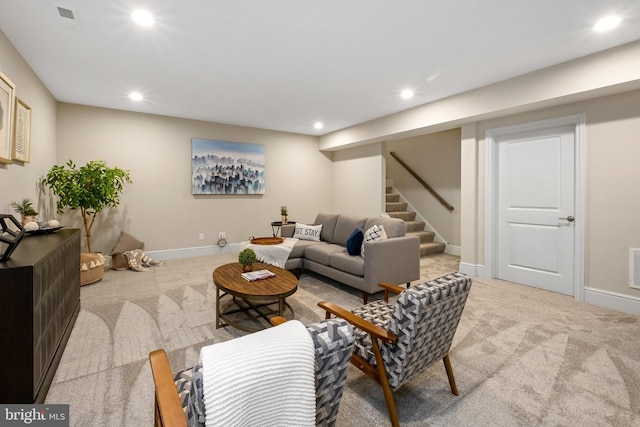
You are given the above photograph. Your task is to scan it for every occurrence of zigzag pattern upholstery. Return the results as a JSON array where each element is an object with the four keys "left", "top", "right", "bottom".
[
  {"left": 307, "top": 318, "right": 355, "bottom": 426},
  {"left": 171, "top": 318, "right": 354, "bottom": 427},
  {"left": 352, "top": 272, "right": 472, "bottom": 391}
]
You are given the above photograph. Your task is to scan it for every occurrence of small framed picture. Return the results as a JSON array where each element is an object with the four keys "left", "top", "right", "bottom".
[
  {"left": 0, "top": 71, "right": 16, "bottom": 164},
  {"left": 13, "top": 98, "right": 31, "bottom": 163}
]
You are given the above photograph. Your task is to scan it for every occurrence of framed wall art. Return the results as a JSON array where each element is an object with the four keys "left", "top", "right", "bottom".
[
  {"left": 191, "top": 138, "right": 266, "bottom": 195},
  {"left": 0, "top": 71, "right": 16, "bottom": 164},
  {"left": 13, "top": 98, "right": 31, "bottom": 163}
]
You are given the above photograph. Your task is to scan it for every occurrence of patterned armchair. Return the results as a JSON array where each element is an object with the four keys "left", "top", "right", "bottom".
[
  {"left": 149, "top": 318, "right": 355, "bottom": 427},
  {"left": 318, "top": 272, "right": 472, "bottom": 427}
]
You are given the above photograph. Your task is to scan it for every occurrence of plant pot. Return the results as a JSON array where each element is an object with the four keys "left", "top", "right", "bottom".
[
  {"left": 242, "top": 264, "right": 253, "bottom": 273},
  {"left": 282, "top": 215, "right": 288, "bottom": 225},
  {"left": 21, "top": 215, "right": 37, "bottom": 225}
]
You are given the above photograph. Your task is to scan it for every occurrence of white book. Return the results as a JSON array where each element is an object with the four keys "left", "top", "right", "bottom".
[{"left": 241, "top": 269, "right": 276, "bottom": 282}]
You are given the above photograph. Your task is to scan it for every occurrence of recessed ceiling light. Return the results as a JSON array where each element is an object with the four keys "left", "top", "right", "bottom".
[
  {"left": 314, "top": 122, "right": 324, "bottom": 130},
  {"left": 593, "top": 15, "right": 621, "bottom": 32},
  {"left": 129, "top": 92, "right": 143, "bottom": 101},
  {"left": 400, "top": 89, "right": 414, "bottom": 99},
  {"left": 132, "top": 9, "right": 154, "bottom": 27}
]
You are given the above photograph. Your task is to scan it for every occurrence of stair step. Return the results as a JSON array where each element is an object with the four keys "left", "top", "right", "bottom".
[
  {"left": 386, "top": 193, "right": 399, "bottom": 203},
  {"left": 386, "top": 184, "right": 445, "bottom": 257},
  {"left": 387, "top": 211, "right": 416, "bottom": 221},
  {"left": 385, "top": 201, "right": 407, "bottom": 212},
  {"left": 407, "top": 230, "right": 436, "bottom": 243},
  {"left": 404, "top": 220, "right": 426, "bottom": 233},
  {"left": 420, "top": 242, "right": 447, "bottom": 257}
]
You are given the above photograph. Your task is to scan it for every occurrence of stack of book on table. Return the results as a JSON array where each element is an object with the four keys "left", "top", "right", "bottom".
[{"left": 241, "top": 269, "right": 276, "bottom": 282}]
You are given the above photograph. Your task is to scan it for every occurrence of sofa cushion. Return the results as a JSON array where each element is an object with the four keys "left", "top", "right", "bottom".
[
  {"left": 361, "top": 224, "right": 387, "bottom": 256},
  {"left": 293, "top": 223, "right": 323, "bottom": 241},
  {"left": 363, "top": 217, "right": 406, "bottom": 238},
  {"left": 305, "top": 243, "right": 344, "bottom": 266},
  {"left": 333, "top": 215, "right": 367, "bottom": 246},
  {"left": 345, "top": 228, "right": 364, "bottom": 256},
  {"left": 314, "top": 213, "right": 339, "bottom": 242},
  {"left": 329, "top": 252, "right": 364, "bottom": 276},
  {"left": 289, "top": 239, "right": 327, "bottom": 259}
]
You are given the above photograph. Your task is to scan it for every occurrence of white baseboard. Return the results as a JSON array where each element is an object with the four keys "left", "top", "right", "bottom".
[
  {"left": 456, "top": 263, "right": 640, "bottom": 316},
  {"left": 445, "top": 245, "right": 461, "bottom": 256},
  {"left": 146, "top": 243, "right": 244, "bottom": 261},
  {"left": 458, "top": 262, "right": 485, "bottom": 278},
  {"left": 584, "top": 287, "right": 640, "bottom": 316}
]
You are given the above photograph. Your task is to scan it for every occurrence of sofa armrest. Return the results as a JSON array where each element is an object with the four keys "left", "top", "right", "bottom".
[
  {"left": 281, "top": 224, "right": 296, "bottom": 238},
  {"left": 362, "top": 236, "right": 420, "bottom": 290}
]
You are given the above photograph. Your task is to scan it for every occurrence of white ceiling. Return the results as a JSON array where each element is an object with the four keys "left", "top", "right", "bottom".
[{"left": 1, "top": 1, "right": 640, "bottom": 136}]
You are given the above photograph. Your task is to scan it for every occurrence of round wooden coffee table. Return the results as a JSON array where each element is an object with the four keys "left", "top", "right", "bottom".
[{"left": 213, "top": 262, "right": 298, "bottom": 332}]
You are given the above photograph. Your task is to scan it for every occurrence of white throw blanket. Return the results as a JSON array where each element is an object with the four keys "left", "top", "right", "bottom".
[
  {"left": 244, "top": 237, "right": 298, "bottom": 268},
  {"left": 200, "top": 320, "right": 315, "bottom": 427}
]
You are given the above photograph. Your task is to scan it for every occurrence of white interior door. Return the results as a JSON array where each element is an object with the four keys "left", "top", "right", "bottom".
[{"left": 495, "top": 123, "right": 576, "bottom": 295}]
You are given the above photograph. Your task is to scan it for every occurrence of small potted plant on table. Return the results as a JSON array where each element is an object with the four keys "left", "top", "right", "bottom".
[
  {"left": 238, "top": 248, "right": 257, "bottom": 272},
  {"left": 11, "top": 198, "right": 38, "bottom": 225},
  {"left": 280, "top": 205, "right": 288, "bottom": 224}
]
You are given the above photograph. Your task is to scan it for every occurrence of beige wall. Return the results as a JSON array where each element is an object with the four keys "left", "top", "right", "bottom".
[
  {"left": 385, "top": 128, "right": 461, "bottom": 246},
  {"left": 331, "top": 142, "right": 385, "bottom": 216},
  {"left": 0, "top": 29, "right": 57, "bottom": 218},
  {"left": 467, "top": 90, "right": 640, "bottom": 300},
  {"left": 56, "top": 104, "right": 334, "bottom": 253}
]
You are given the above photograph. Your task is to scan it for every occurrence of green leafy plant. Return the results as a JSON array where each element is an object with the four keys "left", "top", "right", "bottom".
[
  {"left": 238, "top": 248, "right": 257, "bottom": 266},
  {"left": 280, "top": 205, "right": 288, "bottom": 216},
  {"left": 11, "top": 198, "right": 38, "bottom": 217},
  {"left": 45, "top": 160, "right": 132, "bottom": 253}
]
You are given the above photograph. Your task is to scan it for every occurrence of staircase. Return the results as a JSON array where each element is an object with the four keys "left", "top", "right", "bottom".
[{"left": 385, "top": 187, "right": 446, "bottom": 257}]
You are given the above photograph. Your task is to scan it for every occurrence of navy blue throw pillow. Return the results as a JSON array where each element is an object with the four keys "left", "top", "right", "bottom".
[{"left": 346, "top": 228, "right": 364, "bottom": 256}]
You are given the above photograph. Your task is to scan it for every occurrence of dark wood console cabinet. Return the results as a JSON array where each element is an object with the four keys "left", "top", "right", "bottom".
[{"left": 0, "top": 228, "right": 80, "bottom": 403}]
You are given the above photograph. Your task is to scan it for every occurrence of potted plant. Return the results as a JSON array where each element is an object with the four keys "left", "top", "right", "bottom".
[
  {"left": 238, "top": 248, "right": 257, "bottom": 272},
  {"left": 280, "top": 205, "right": 288, "bottom": 224},
  {"left": 45, "top": 160, "right": 132, "bottom": 253},
  {"left": 11, "top": 198, "right": 38, "bottom": 225}
]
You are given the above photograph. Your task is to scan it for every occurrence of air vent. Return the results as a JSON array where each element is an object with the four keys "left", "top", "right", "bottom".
[
  {"left": 53, "top": 4, "right": 81, "bottom": 29},
  {"left": 57, "top": 7, "right": 75, "bottom": 20},
  {"left": 630, "top": 248, "right": 640, "bottom": 289}
]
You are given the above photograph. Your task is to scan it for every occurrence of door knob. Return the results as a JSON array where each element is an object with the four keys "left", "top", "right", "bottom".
[{"left": 558, "top": 216, "right": 575, "bottom": 222}]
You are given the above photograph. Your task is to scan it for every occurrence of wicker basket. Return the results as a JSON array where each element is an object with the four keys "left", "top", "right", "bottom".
[{"left": 80, "top": 252, "right": 105, "bottom": 286}]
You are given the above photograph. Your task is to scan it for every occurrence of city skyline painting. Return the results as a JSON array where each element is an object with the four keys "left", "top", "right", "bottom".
[{"left": 191, "top": 138, "right": 266, "bottom": 195}]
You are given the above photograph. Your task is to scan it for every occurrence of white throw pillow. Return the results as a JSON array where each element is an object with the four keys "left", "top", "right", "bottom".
[
  {"left": 293, "top": 223, "right": 323, "bottom": 241},
  {"left": 361, "top": 224, "right": 387, "bottom": 256}
]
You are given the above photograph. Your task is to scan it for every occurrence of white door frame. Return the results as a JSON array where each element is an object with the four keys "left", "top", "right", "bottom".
[{"left": 484, "top": 114, "right": 586, "bottom": 301}]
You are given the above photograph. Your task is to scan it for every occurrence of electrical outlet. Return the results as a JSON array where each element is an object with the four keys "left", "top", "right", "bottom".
[
  {"left": 219, "top": 232, "right": 226, "bottom": 239},
  {"left": 199, "top": 233, "right": 204, "bottom": 241}
]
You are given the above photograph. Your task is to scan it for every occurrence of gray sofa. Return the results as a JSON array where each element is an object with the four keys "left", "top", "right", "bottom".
[{"left": 281, "top": 213, "right": 420, "bottom": 302}]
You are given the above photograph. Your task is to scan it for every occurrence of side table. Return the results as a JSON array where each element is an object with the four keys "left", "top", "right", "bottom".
[{"left": 270, "top": 220, "right": 295, "bottom": 237}]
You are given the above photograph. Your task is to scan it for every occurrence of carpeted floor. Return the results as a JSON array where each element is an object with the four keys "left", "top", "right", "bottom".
[{"left": 45, "top": 253, "right": 640, "bottom": 426}]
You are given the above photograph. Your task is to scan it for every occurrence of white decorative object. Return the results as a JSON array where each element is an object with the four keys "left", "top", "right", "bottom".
[
  {"left": 48, "top": 219, "right": 61, "bottom": 227},
  {"left": 24, "top": 221, "right": 39, "bottom": 231},
  {"left": 200, "top": 320, "right": 315, "bottom": 427},
  {"left": 361, "top": 224, "right": 387, "bottom": 256},
  {"left": 293, "top": 223, "right": 322, "bottom": 241},
  {"left": 245, "top": 238, "right": 298, "bottom": 268}
]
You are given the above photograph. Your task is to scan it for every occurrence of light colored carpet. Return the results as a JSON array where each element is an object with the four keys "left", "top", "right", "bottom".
[{"left": 45, "top": 253, "right": 640, "bottom": 426}]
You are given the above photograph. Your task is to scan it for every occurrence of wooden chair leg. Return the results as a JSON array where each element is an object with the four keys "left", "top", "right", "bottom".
[
  {"left": 372, "top": 338, "right": 399, "bottom": 427},
  {"left": 363, "top": 292, "right": 369, "bottom": 304},
  {"left": 443, "top": 354, "right": 458, "bottom": 395}
]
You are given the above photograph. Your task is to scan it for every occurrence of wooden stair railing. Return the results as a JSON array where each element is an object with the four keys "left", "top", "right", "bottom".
[{"left": 389, "top": 151, "right": 454, "bottom": 212}]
